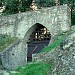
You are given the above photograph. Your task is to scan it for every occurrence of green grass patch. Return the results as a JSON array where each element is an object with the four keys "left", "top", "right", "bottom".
[
  {"left": 41, "top": 30, "right": 74, "bottom": 52},
  {"left": 9, "top": 62, "right": 50, "bottom": 75},
  {"left": 0, "top": 34, "right": 17, "bottom": 52},
  {"left": 41, "top": 34, "right": 66, "bottom": 52}
]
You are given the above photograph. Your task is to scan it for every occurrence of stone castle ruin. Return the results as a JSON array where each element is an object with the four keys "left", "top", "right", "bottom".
[{"left": 0, "top": 4, "right": 73, "bottom": 72}]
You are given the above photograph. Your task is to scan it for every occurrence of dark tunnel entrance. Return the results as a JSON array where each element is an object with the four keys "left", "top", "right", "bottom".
[{"left": 27, "top": 23, "right": 51, "bottom": 61}]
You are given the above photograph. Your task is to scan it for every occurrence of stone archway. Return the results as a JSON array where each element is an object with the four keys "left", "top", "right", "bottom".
[
  {"left": 23, "top": 23, "right": 51, "bottom": 62},
  {"left": 0, "top": 5, "right": 71, "bottom": 70}
]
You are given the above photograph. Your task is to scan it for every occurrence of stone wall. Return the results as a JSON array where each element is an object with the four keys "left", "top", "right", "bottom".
[
  {"left": 0, "top": 4, "right": 71, "bottom": 70},
  {"left": 0, "top": 4, "right": 71, "bottom": 39},
  {"left": 71, "top": 25, "right": 75, "bottom": 31},
  {"left": 0, "top": 13, "right": 26, "bottom": 36},
  {"left": 0, "top": 39, "right": 26, "bottom": 70},
  {"left": 32, "top": 46, "right": 60, "bottom": 62},
  {"left": 0, "top": 14, "right": 16, "bottom": 36},
  {"left": 32, "top": 33, "right": 75, "bottom": 75}
]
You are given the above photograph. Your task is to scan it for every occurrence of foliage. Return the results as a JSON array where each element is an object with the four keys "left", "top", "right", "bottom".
[
  {"left": 0, "top": 0, "right": 75, "bottom": 24},
  {"left": 0, "top": 0, "right": 2, "bottom": 7},
  {"left": 0, "top": 73, "right": 4, "bottom": 75},
  {"left": 0, "top": 34, "right": 17, "bottom": 52},
  {"left": 37, "top": 0, "right": 75, "bottom": 25},
  {"left": 41, "top": 30, "right": 74, "bottom": 52},
  {"left": 71, "top": 9, "right": 75, "bottom": 25},
  {"left": 1, "top": 0, "right": 32, "bottom": 14},
  {"left": 0, "top": 0, "right": 74, "bottom": 13},
  {"left": 10, "top": 62, "right": 50, "bottom": 75},
  {"left": 41, "top": 33, "right": 66, "bottom": 52},
  {"left": 36, "top": 0, "right": 55, "bottom": 7},
  {"left": 4, "top": 0, "right": 19, "bottom": 14}
]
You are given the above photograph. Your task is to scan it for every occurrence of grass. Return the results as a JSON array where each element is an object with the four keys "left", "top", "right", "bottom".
[
  {"left": 41, "top": 34, "right": 66, "bottom": 52},
  {"left": 0, "top": 34, "right": 17, "bottom": 52},
  {"left": 9, "top": 62, "right": 50, "bottom": 75},
  {"left": 0, "top": 34, "right": 17, "bottom": 66},
  {"left": 41, "top": 30, "right": 74, "bottom": 52},
  {"left": 1, "top": 30, "right": 75, "bottom": 75}
]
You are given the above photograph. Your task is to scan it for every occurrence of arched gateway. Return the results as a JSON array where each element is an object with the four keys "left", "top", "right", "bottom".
[
  {"left": 24, "top": 23, "right": 51, "bottom": 61},
  {"left": 0, "top": 5, "right": 71, "bottom": 70}
]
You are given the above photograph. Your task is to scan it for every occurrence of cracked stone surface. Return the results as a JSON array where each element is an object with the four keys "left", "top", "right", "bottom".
[{"left": 32, "top": 32, "right": 75, "bottom": 75}]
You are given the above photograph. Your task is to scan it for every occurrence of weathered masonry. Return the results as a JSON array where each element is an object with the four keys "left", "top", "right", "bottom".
[{"left": 0, "top": 4, "right": 71, "bottom": 70}]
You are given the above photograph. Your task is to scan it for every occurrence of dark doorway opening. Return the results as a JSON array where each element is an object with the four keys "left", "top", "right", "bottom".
[{"left": 27, "top": 23, "right": 51, "bottom": 61}]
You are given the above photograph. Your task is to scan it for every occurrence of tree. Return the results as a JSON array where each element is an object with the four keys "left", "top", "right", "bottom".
[
  {"left": 19, "top": 0, "right": 32, "bottom": 12},
  {"left": 55, "top": 0, "right": 60, "bottom": 5},
  {"left": 2, "top": 0, "right": 32, "bottom": 14},
  {"left": 0, "top": 0, "right": 2, "bottom": 7}
]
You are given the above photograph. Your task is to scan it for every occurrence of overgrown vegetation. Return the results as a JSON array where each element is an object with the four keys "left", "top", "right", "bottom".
[
  {"left": 0, "top": 0, "right": 32, "bottom": 14},
  {"left": 0, "top": 0, "right": 75, "bottom": 25},
  {"left": 0, "top": 73, "right": 4, "bottom": 75},
  {"left": 41, "top": 33, "right": 66, "bottom": 52},
  {"left": 1, "top": 30, "right": 73, "bottom": 75},
  {"left": 9, "top": 62, "right": 50, "bottom": 75},
  {"left": 41, "top": 30, "right": 74, "bottom": 52},
  {"left": 0, "top": 34, "right": 17, "bottom": 52}
]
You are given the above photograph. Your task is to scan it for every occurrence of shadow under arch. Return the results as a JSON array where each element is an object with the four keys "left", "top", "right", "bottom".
[{"left": 23, "top": 23, "right": 52, "bottom": 62}]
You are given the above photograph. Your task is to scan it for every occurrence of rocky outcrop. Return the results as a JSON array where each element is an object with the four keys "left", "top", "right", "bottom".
[{"left": 32, "top": 32, "right": 75, "bottom": 75}]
